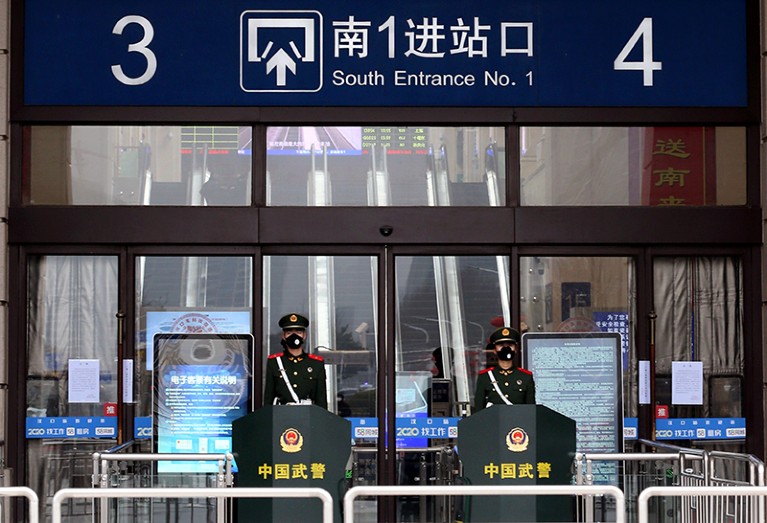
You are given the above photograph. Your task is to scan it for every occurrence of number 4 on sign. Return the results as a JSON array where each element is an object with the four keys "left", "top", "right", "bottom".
[{"left": 614, "top": 17, "right": 662, "bottom": 87}]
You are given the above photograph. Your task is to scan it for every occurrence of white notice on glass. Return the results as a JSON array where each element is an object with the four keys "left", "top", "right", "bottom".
[
  {"left": 638, "top": 360, "right": 650, "bottom": 404},
  {"left": 68, "top": 359, "right": 100, "bottom": 403},
  {"left": 123, "top": 359, "right": 134, "bottom": 403},
  {"left": 671, "top": 361, "right": 703, "bottom": 405}
]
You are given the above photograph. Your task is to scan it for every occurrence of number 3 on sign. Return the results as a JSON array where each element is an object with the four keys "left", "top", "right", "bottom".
[
  {"left": 112, "top": 15, "right": 157, "bottom": 86},
  {"left": 614, "top": 17, "right": 662, "bottom": 87}
]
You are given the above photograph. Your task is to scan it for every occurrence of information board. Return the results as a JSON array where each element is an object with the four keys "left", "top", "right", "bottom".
[
  {"left": 153, "top": 333, "right": 253, "bottom": 473},
  {"left": 523, "top": 332, "right": 623, "bottom": 483},
  {"left": 23, "top": 0, "right": 747, "bottom": 107},
  {"left": 259, "top": 125, "right": 430, "bottom": 156}
]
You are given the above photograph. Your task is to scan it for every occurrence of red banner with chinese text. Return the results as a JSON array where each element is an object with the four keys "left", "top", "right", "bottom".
[{"left": 641, "top": 127, "right": 716, "bottom": 206}]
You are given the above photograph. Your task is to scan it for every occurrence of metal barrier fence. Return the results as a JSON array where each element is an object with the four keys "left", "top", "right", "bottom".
[
  {"left": 638, "top": 486, "right": 767, "bottom": 523},
  {"left": 709, "top": 450, "right": 765, "bottom": 487},
  {"left": 13, "top": 477, "right": 767, "bottom": 522},
  {"left": 573, "top": 440, "right": 765, "bottom": 523},
  {"left": 12, "top": 439, "right": 764, "bottom": 522},
  {"left": 0, "top": 487, "right": 39, "bottom": 523},
  {"left": 51, "top": 487, "right": 334, "bottom": 523},
  {"left": 92, "top": 451, "right": 235, "bottom": 488},
  {"left": 91, "top": 449, "right": 235, "bottom": 523},
  {"left": 574, "top": 449, "right": 705, "bottom": 523},
  {"left": 343, "top": 484, "right": 626, "bottom": 523}
]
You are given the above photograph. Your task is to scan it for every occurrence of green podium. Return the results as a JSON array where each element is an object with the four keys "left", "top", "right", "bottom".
[
  {"left": 458, "top": 405, "right": 576, "bottom": 522},
  {"left": 232, "top": 405, "right": 351, "bottom": 523}
]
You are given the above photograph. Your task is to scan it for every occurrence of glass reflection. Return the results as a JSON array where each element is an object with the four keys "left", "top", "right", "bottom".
[
  {"left": 135, "top": 256, "right": 253, "bottom": 419},
  {"left": 27, "top": 126, "right": 252, "bottom": 205},
  {"left": 520, "top": 127, "right": 746, "bottom": 206},
  {"left": 519, "top": 256, "right": 635, "bottom": 420},
  {"left": 263, "top": 255, "right": 378, "bottom": 418},
  {"left": 394, "top": 255, "right": 506, "bottom": 522},
  {"left": 266, "top": 126, "right": 505, "bottom": 206},
  {"left": 26, "top": 255, "right": 119, "bottom": 516},
  {"left": 395, "top": 255, "right": 509, "bottom": 417}
]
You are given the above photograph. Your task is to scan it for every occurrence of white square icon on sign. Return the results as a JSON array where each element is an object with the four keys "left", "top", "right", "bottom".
[{"left": 240, "top": 10, "right": 323, "bottom": 93}]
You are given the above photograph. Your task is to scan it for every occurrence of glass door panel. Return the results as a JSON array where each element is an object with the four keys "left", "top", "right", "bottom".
[
  {"left": 394, "top": 255, "right": 507, "bottom": 523},
  {"left": 133, "top": 255, "right": 253, "bottom": 520},
  {"left": 263, "top": 255, "right": 379, "bottom": 521},
  {"left": 26, "top": 255, "right": 119, "bottom": 518},
  {"left": 266, "top": 126, "right": 505, "bottom": 207},
  {"left": 519, "top": 256, "right": 636, "bottom": 446},
  {"left": 263, "top": 255, "right": 378, "bottom": 415},
  {"left": 652, "top": 256, "right": 744, "bottom": 451}
]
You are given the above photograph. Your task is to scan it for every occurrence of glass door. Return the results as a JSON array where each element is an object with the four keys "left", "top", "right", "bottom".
[
  {"left": 392, "top": 254, "right": 509, "bottom": 523},
  {"left": 651, "top": 256, "right": 745, "bottom": 451},
  {"left": 25, "top": 255, "right": 119, "bottom": 518}
]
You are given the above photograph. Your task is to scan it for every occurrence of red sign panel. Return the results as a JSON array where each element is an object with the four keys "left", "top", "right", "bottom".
[{"left": 642, "top": 127, "right": 716, "bottom": 206}]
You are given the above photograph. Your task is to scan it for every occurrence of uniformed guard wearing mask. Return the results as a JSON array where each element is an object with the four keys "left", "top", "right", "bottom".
[
  {"left": 264, "top": 313, "right": 328, "bottom": 409},
  {"left": 473, "top": 327, "right": 535, "bottom": 413}
]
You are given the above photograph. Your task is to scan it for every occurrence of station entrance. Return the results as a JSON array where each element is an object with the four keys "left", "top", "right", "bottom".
[
  {"left": 8, "top": 0, "right": 762, "bottom": 519},
  {"left": 20, "top": 240, "right": 749, "bottom": 522}
]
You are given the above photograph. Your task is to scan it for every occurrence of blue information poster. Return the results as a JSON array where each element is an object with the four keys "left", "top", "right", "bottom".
[{"left": 153, "top": 333, "right": 253, "bottom": 473}]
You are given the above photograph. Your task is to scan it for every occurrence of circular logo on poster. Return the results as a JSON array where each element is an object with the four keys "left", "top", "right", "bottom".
[
  {"left": 171, "top": 313, "right": 218, "bottom": 334},
  {"left": 556, "top": 316, "right": 600, "bottom": 332}
]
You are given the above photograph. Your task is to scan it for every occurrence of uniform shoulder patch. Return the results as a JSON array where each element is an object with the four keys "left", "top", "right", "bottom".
[
  {"left": 479, "top": 367, "right": 494, "bottom": 375},
  {"left": 268, "top": 352, "right": 283, "bottom": 359},
  {"left": 518, "top": 367, "right": 532, "bottom": 375},
  {"left": 308, "top": 353, "right": 324, "bottom": 362}
]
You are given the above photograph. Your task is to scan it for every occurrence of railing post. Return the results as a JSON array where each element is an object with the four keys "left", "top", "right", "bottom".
[
  {"left": 99, "top": 455, "right": 110, "bottom": 523},
  {"left": 53, "top": 487, "right": 334, "bottom": 523},
  {"left": 0, "top": 487, "right": 39, "bottom": 523},
  {"left": 343, "top": 485, "right": 624, "bottom": 523}
]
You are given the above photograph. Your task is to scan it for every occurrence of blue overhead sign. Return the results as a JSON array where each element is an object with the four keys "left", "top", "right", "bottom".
[{"left": 23, "top": 0, "right": 747, "bottom": 107}]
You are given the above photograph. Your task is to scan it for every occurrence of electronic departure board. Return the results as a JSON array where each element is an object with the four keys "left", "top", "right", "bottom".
[
  {"left": 263, "top": 126, "right": 432, "bottom": 156},
  {"left": 361, "top": 127, "right": 428, "bottom": 153},
  {"left": 523, "top": 332, "right": 623, "bottom": 484}
]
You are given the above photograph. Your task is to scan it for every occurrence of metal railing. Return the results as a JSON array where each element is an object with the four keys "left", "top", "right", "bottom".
[
  {"left": 343, "top": 484, "right": 626, "bottom": 523},
  {"left": 16, "top": 440, "right": 763, "bottom": 523},
  {"left": 573, "top": 440, "right": 765, "bottom": 523},
  {"left": 0, "top": 487, "right": 39, "bottom": 523},
  {"left": 91, "top": 450, "right": 235, "bottom": 523},
  {"left": 52, "top": 487, "right": 333, "bottom": 523},
  {"left": 709, "top": 450, "right": 765, "bottom": 486},
  {"left": 575, "top": 451, "right": 684, "bottom": 523},
  {"left": 350, "top": 445, "right": 461, "bottom": 522},
  {"left": 92, "top": 451, "right": 235, "bottom": 489},
  {"left": 638, "top": 486, "right": 767, "bottom": 523}
]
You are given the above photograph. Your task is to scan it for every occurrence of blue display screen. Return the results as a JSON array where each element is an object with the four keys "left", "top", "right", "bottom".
[{"left": 154, "top": 334, "right": 252, "bottom": 473}]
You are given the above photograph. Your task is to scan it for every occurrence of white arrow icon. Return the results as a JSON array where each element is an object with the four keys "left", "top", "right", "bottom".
[
  {"left": 241, "top": 11, "right": 323, "bottom": 93},
  {"left": 266, "top": 48, "right": 297, "bottom": 86}
]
